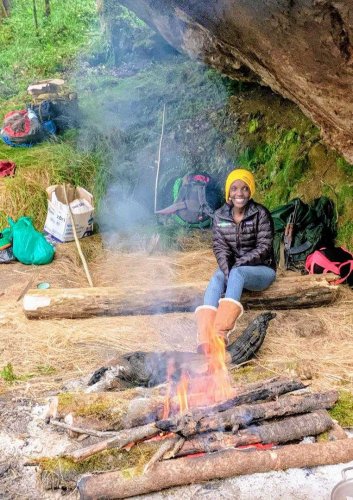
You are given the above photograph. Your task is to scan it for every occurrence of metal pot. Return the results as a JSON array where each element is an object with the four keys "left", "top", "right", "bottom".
[{"left": 331, "top": 467, "right": 353, "bottom": 499}]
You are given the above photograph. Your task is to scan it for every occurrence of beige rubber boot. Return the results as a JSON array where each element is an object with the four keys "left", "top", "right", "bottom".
[
  {"left": 214, "top": 298, "right": 244, "bottom": 344},
  {"left": 195, "top": 305, "right": 217, "bottom": 356}
]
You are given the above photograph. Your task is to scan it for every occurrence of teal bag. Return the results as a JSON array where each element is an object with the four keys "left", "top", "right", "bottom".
[{"left": 9, "top": 216, "right": 55, "bottom": 265}]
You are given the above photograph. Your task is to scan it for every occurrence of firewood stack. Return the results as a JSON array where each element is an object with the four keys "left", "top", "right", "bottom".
[{"left": 34, "top": 375, "right": 352, "bottom": 499}]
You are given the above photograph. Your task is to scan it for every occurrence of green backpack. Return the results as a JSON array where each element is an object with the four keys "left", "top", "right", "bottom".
[{"left": 271, "top": 197, "right": 337, "bottom": 270}]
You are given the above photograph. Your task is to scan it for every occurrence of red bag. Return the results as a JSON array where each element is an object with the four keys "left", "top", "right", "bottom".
[
  {"left": 305, "top": 246, "right": 353, "bottom": 286},
  {"left": 1, "top": 109, "right": 42, "bottom": 144},
  {"left": 0, "top": 160, "right": 16, "bottom": 177}
]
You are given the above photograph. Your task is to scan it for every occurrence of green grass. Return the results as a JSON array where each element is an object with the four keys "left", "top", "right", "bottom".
[
  {"left": 0, "top": 363, "right": 18, "bottom": 383},
  {"left": 0, "top": 0, "right": 98, "bottom": 101},
  {"left": 329, "top": 391, "right": 353, "bottom": 427}
]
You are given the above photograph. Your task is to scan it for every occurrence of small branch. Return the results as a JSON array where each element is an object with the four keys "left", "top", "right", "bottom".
[
  {"left": 163, "top": 437, "right": 185, "bottom": 459},
  {"left": 64, "top": 423, "right": 160, "bottom": 462},
  {"left": 50, "top": 419, "right": 118, "bottom": 438},
  {"left": 143, "top": 436, "right": 177, "bottom": 473}
]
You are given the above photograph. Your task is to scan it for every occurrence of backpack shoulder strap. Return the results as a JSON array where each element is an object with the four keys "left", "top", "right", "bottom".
[{"left": 196, "top": 183, "right": 214, "bottom": 218}]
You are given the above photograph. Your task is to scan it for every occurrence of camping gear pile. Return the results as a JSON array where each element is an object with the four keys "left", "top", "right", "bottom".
[{"left": 0, "top": 79, "right": 78, "bottom": 147}]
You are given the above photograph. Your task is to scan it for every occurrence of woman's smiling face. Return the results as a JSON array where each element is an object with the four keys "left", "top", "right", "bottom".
[{"left": 229, "top": 179, "right": 251, "bottom": 208}]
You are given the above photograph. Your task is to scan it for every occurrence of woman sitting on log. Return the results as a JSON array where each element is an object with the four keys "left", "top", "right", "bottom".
[{"left": 196, "top": 168, "right": 276, "bottom": 354}]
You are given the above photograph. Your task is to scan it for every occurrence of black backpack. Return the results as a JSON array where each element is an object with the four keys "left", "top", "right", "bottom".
[
  {"left": 271, "top": 197, "right": 337, "bottom": 270},
  {"left": 156, "top": 173, "right": 222, "bottom": 228}
]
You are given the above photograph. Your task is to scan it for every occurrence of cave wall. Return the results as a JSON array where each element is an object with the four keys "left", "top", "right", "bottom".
[{"left": 116, "top": 0, "right": 353, "bottom": 163}]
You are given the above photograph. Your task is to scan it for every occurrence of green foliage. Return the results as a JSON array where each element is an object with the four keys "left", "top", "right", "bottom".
[
  {"left": 79, "top": 58, "right": 232, "bottom": 201},
  {"left": 0, "top": 0, "right": 98, "bottom": 99},
  {"left": 236, "top": 128, "right": 310, "bottom": 209},
  {"left": 329, "top": 391, "right": 353, "bottom": 427},
  {"left": 248, "top": 117, "right": 260, "bottom": 134},
  {"left": 337, "top": 157, "right": 353, "bottom": 176},
  {"left": 0, "top": 363, "right": 18, "bottom": 383}
]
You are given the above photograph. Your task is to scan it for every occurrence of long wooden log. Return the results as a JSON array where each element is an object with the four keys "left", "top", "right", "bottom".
[
  {"left": 177, "top": 410, "right": 333, "bottom": 456},
  {"left": 157, "top": 390, "right": 339, "bottom": 436},
  {"left": 23, "top": 274, "right": 339, "bottom": 319},
  {"left": 77, "top": 438, "right": 353, "bottom": 499}
]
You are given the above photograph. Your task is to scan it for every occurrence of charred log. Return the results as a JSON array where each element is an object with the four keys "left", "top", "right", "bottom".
[
  {"left": 177, "top": 410, "right": 333, "bottom": 456},
  {"left": 227, "top": 311, "right": 275, "bottom": 364},
  {"left": 87, "top": 312, "right": 275, "bottom": 389},
  {"left": 157, "top": 390, "right": 338, "bottom": 436}
]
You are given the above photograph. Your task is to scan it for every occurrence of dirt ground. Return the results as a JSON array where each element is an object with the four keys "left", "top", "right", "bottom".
[{"left": 1, "top": 236, "right": 353, "bottom": 499}]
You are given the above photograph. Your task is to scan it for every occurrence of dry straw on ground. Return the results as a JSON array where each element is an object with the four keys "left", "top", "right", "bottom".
[{"left": 0, "top": 235, "right": 352, "bottom": 397}]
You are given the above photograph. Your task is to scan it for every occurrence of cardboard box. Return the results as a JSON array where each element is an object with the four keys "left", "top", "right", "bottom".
[{"left": 44, "top": 184, "right": 94, "bottom": 243}]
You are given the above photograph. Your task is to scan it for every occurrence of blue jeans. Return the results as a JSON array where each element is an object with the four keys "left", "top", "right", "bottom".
[{"left": 204, "top": 266, "right": 276, "bottom": 307}]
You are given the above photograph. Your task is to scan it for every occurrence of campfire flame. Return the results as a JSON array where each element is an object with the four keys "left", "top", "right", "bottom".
[
  {"left": 165, "top": 325, "right": 233, "bottom": 416},
  {"left": 176, "top": 371, "right": 189, "bottom": 413}
]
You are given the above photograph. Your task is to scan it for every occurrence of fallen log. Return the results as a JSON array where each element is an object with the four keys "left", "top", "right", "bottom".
[
  {"left": 176, "top": 410, "right": 333, "bottom": 456},
  {"left": 157, "top": 390, "right": 339, "bottom": 436},
  {"left": 23, "top": 273, "right": 339, "bottom": 319},
  {"left": 77, "top": 438, "right": 353, "bottom": 499}
]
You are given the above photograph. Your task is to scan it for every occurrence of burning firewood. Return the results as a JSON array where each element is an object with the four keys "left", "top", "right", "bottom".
[
  {"left": 86, "top": 312, "right": 276, "bottom": 391},
  {"left": 175, "top": 410, "right": 334, "bottom": 456},
  {"left": 47, "top": 377, "right": 305, "bottom": 434},
  {"left": 156, "top": 390, "right": 339, "bottom": 436},
  {"left": 36, "top": 411, "right": 335, "bottom": 492}
]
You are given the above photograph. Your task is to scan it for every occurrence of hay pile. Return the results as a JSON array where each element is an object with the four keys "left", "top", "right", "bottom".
[{"left": 0, "top": 235, "right": 352, "bottom": 397}]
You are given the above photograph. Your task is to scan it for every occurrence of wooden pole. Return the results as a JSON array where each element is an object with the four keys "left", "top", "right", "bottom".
[
  {"left": 63, "top": 184, "right": 94, "bottom": 287},
  {"left": 154, "top": 104, "right": 166, "bottom": 213}
]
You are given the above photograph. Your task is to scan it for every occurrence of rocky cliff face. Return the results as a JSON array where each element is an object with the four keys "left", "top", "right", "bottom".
[{"left": 118, "top": 0, "right": 353, "bottom": 162}]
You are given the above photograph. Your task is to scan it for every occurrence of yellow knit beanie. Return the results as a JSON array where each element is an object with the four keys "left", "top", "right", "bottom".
[{"left": 225, "top": 168, "right": 255, "bottom": 201}]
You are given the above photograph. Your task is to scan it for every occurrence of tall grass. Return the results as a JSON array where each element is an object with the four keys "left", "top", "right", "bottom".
[{"left": 0, "top": 131, "right": 108, "bottom": 230}]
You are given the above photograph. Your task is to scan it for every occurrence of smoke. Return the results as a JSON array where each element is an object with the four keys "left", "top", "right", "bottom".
[{"left": 73, "top": 4, "right": 234, "bottom": 252}]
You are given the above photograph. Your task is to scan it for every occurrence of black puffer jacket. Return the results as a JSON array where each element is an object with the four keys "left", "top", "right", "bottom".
[{"left": 213, "top": 199, "right": 276, "bottom": 279}]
